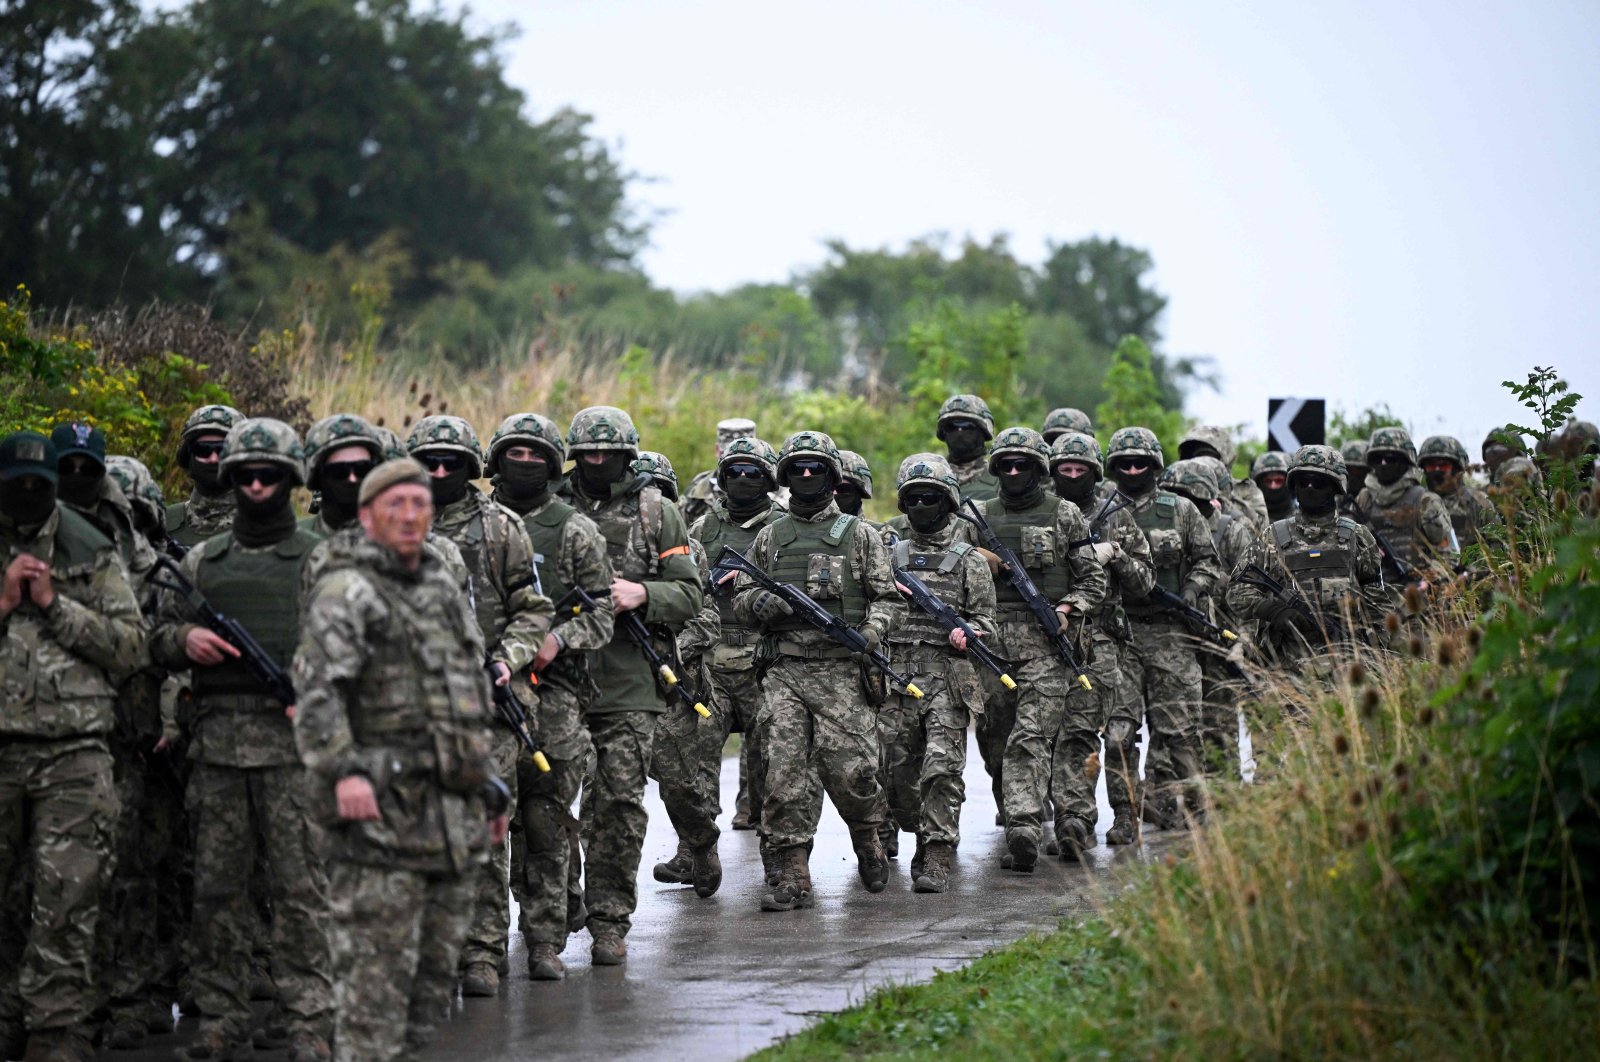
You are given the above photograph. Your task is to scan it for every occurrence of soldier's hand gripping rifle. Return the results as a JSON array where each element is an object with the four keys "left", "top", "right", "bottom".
[
  {"left": 891, "top": 563, "right": 1017, "bottom": 690},
  {"left": 956, "top": 499, "right": 1093, "bottom": 691},
  {"left": 1144, "top": 585, "right": 1240, "bottom": 648},
  {"left": 713, "top": 545, "right": 924, "bottom": 699},
  {"left": 1235, "top": 562, "right": 1351, "bottom": 646},
  {"left": 485, "top": 659, "right": 550, "bottom": 773},
  {"left": 150, "top": 555, "right": 295, "bottom": 707},
  {"left": 554, "top": 586, "right": 710, "bottom": 718}
]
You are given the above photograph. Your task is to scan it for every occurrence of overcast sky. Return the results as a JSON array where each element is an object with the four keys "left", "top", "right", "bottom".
[{"left": 459, "top": 0, "right": 1598, "bottom": 451}]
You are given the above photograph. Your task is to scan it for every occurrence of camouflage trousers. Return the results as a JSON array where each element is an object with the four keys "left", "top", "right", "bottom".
[
  {"left": 327, "top": 861, "right": 473, "bottom": 1062},
  {"left": 878, "top": 671, "right": 971, "bottom": 846},
  {"left": 0, "top": 737, "right": 116, "bottom": 1036},
  {"left": 460, "top": 723, "right": 521, "bottom": 971},
  {"left": 187, "top": 761, "right": 332, "bottom": 1039},
  {"left": 974, "top": 667, "right": 1015, "bottom": 818},
  {"left": 758, "top": 657, "right": 887, "bottom": 851},
  {"left": 651, "top": 656, "right": 764, "bottom": 851},
  {"left": 513, "top": 681, "right": 587, "bottom": 951},
  {"left": 1062, "top": 629, "right": 1141, "bottom": 828},
  {"left": 578, "top": 710, "right": 657, "bottom": 939},
  {"left": 1124, "top": 619, "right": 1204, "bottom": 818},
  {"left": 1001, "top": 654, "right": 1088, "bottom": 846},
  {"left": 1199, "top": 649, "right": 1246, "bottom": 781}
]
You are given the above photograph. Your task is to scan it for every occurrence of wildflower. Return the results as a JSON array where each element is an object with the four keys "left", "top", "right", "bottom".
[
  {"left": 1407, "top": 636, "right": 1425, "bottom": 658},
  {"left": 1419, "top": 706, "right": 1435, "bottom": 727},
  {"left": 1333, "top": 733, "right": 1350, "bottom": 756},
  {"left": 1361, "top": 688, "right": 1381, "bottom": 718},
  {"left": 1347, "top": 661, "right": 1367, "bottom": 687},
  {"left": 1436, "top": 636, "right": 1459, "bottom": 668}
]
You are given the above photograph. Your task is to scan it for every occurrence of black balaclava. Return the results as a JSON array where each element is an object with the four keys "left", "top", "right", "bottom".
[
  {"left": 231, "top": 473, "right": 296, "bottom": 547},
  {"left": 575, "top": 452, "right": 632, "bottom": 498},
  {"left": 57, "top": 458, "right": 104, "bottom": 509},
  {"left": 785, "top": 467, "right": 836, "bottom": 517},
  {"left": 834, "top": 483, "right": 866, "bottom": 516},
  {"left": 1052, "top": 466, "right": 1098, "bottom": 505},
  {"left": 997, "top": 460, "right": 1044, "bottom": 509},
  {"left": 722, "top": 470, "right": 771, "bottom": 520},
  {"left": 315, "top": 453, "right": 379, "bottom": 529},
  {"left": 1292, "top": 473, "right": 1339, "bottom": 516},
  {"left": 903, "top": 492, "right": 951, "bottom": 534},
  {"left": 1371, "top": 453, "right": 1409, "bottom": 487},
  {"left": 1422, "top": 463, "right": 1456, "bottom": 494},
  {"left": 190, "top": 460, "right": 227, "bottom": 496},
  {"left": 1110, "top": 460, "right": 1157, "bottom": 497},
  {"left": 942, "top": 423, "right": 987, "bottom": 465},
  {"left": 1257, "top": 474, "right": 1292, "bottom": 511},
  {"left": 1, "top": 477, "right": 57, "bottom": 531},
  {"left": 423, "top": 454, "right": 474, "bottom": 507},
  {"left": 497, "top": 454, "right": 553, "bottom": 514}
]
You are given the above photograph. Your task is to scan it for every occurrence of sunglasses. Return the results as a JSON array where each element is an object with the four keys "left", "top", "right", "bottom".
[
  {"left": 901, "top": 492, "right": 946, "bottom": 508},
  {"left": 1369, "top": 453, "right": 1406, "bottom": 467},
  {"left": 59, "top": 456, "right": 102, "bottom": 477},
  {"left": 190, "top": 440, "right": 226, "bottom": 459},
  {"left": 722, "top": 463, "right": 765, "bottom": 480},
  {"left": 995, "top": 457, "right": 1036, "bottom": 475},
  {"left": 787, "top": 460, "right": 830, "bottom": 477},
  {"left": 324, "top": 460, "right": 375, "bottom": 482},
  {"left": 944, "top": 420, "right": 981, "bottom": 434},
  {"left": 232, "top": 465, "right": 288, "bottom": 488},
  {"left": 417, "top": 453, "right": 466, "bottom": 473}
]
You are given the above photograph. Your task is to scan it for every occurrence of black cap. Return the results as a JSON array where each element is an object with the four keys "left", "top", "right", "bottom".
[
  {"left": 0, "top": 431, "right": 59, "bottom": 483},
  {"left": 51, "top": 421, "right": 106, "bottom": 468}
]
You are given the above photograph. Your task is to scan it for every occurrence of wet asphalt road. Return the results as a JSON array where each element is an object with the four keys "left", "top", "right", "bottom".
[{"left": 108, "top": 731, "right": 1185, "bottom": 1061}]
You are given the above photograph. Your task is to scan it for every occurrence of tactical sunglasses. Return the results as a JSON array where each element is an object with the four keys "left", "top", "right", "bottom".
[
  {"left": 943, "top": 419, "right": 982, "bottom": 433},
  {"left": 1368, "top": 453, "right": 1407, "bottom": 467},
  {"left": 901, "top": 491, "right": 946, "bottom": 508},
  {"left": 994, "top": 457, "right": 1037, "bottom": 475},
  {"left": 190, "top": 440, "right": 226, "bottom": 459},
  {"left": 722, "top": 463, "right": 766, "bottom": 479},
  {"left": 232, "top": 465, "right": 288, "bottom": 487},
  {"left": 323, "top": 460, "right": 375, "bottom": 482},
  {"left": 787, "top": 460, "right": 830, "bottom": 477},
  {"left": 417, "top": 453, "right": 467, "bottom": 472}
]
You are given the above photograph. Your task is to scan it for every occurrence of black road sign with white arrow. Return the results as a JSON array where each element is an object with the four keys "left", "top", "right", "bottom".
[{"left": 1267, "top": 398, "right": 1325, "bottom": 452}]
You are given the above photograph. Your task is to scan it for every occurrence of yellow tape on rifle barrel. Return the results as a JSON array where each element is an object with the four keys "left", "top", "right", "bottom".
[
  {"left": 1000, "top": 673, "right": 1017, "bottom": 690},
  {"left": 532, "top": 751, "right": 551, "bottom": 773}
]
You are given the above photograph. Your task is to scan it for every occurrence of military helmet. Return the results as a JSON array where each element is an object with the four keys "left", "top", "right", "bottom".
[
  {"left": 1497, "top": 455, "right": 1538, "bottom": 489},
  {"left": 406, "top": 415, "right": 485, "bottom": 478},
  {"left": 936, "top": 394, "right": 996, "bottom": 440},
  {"left": 1563, "top": 420, "right": 1599, "bottom": 455},
  {"left": 1288, "top": 444, "right": 1347, "bottom": 493},
  {"left": 1049, "top": 430, "right": 1104, "bottom": 479},
  {"left": 1417, "top": 434, "right": 1470, "bottom": 471},
  {"left": 837, "top": 450, "right": 873, "bottom": 497},
  {"left": 566, "top": 405, "right": 640, "bottom": 458},
  {"left": 1193, "top": 455, "right": 1232, "bottom": 495},
  {"left": 1178, "top": 425, "right": 1236, "bottom": 468},
  {"left": 1105, "top": 426, "right": 1166, "bottom": 470},
  {"left": 716, "top": 418, "right": 758, "bottom": 447},
  {"left": 1041, "top": 407, "right": 1093, "bottom": 442},
  {"left": 1160, "top": 458, "right": 1219, "bottom": 503},
  {"left": 220, "top": 417, "right": 306, "bottom": 487},
  {"left": 304, "top": 414, "right": 384, "bottom": 484},
  {"left": 633, "top": 451, "right": 679, "bottom": 500},
  {"left": 895, "top": 452, "right": 960, "bottom": 508},
  {"left": 1339, "top": 438, "right": 1370, "bottom": 469},
  {"left": 176, "top": 404, "right": 245, "bottom": 470},
  {"left": 987, "top": 425, "right": 1051, "bottom": 474},
  {"left": 717, "top": 436, "right": 779, "bottom": 483},
  {"left": 372, "top": 425, "right": 407, "bottom": 462},
  {"left": 1365, "top": 426, "right": 1417, "bottom": 464},
  {"left": 1482, "top": 426, "right": 1527, "bottom": 460},
  {"left": 106, "top": 455, "right": 166, "bottom": 529},
  {"left": 775, "top": 430, "right": 842, "bottom": 480},
  {"left": 488, "top": 413, "right": 565, "bottom": 473},
  {"left": 1251, "top": 450, "right": 1291, "bottom": 480}
]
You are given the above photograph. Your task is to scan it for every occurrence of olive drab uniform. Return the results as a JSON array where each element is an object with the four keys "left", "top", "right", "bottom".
[
  {"left": 0, "top": 493, "right": 144, "bottom": 1051},
  {"left": 292, "top": 532, "right": 498, "bottom": 1061}
]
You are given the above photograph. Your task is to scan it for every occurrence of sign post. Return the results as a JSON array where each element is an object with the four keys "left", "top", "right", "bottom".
[{"left": 1267, "top": 398, "right": 1325, "bottom": 452}]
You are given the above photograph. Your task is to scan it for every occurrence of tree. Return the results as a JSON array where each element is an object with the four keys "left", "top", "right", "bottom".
[
  {"left": 1095, "top": 335, "right": 1185, "bottom": 457},
  {"left": 1037, "top": 236, "right": 1168, "bottom": 350}
]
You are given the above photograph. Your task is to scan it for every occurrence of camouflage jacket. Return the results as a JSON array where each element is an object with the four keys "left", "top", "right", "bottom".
[
  {"left": 678, "top": 468, "right": 718, "bottom": 527},
  {"left": 1, "top": 507, "right": 144, "bottom": 739},
  {"left": 292, "top": 534, "right": 495, "bottom": 874},
  {"left": 301, "top": 515, "right": 472, "bottom": 591},
  {"left": 1123, "top": 488, "right": 1225, "bottom": 610},
  {"left": 886, "top": 520, "right": 998, "bottom": 664},
  {"left": 431, "top": 487, "right": 553, "bottom": 675},
  {"left": 1226, "top": 511, "right": 1395, "bottom": 641},
  {"left": 1204, "top": 507, "right": 1256, "bottom": 624},
  {"left": 1436, "top": 482, "right": 1500, "bottom": 546},
  {"left": 66, "top": 477, "right": 159, "bottom": 586},
  {"left": 1079, "top": 491, "right": 1156, "bottom": 612},
  {"left": 1356, "top": 468, "right": 1457, "bottom": 575},
  {"left": 949, "top": 455, "right": 1000, "bottom": 502},
  {"left": 683, "top": 499, "right": 783, "bottom": 662},
  {"left": 165, "top": 488, "right": 236, "bottom": 545},
  {"left": 1232, "top": 477, "right": 1269, "bottom": 531}
]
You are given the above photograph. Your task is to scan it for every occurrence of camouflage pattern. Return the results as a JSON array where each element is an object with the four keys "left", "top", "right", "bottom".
[
  {"left": 680, "top": 469, "right": 718, "bottom": 527},
  {"left": 406, "top": 414, "right": 486, "bottom": 478},
  {"left": 1418, "top": 436, "right": 1499, "bottom": 544},
  {"left": 1340, "top": 438, "right": 1370, "bottom": 472},
  {"left": 776, "top": 430, "right": 843, "bottom": 479},
  {"left": 1355, "top": 467, "right": 1458, "bottom": 574},
  {"left": 1251, "top": 450, "right": 1291, "bottom": 479},
  {"left": 1178, "top": 425, "right": 1236, "bottom": 468},
  {"left": 837, "top": 450, "right": 874, "bottom": 497},
  {"left": 166, "top": 488, "right": 236, "bottom": 545},
  {"left": 304, "top": 414, "right": 385, "bottom": 482},
  {"left": 488, "top": 412, "right": 566, "bottom": 471},
  {"left": 105, "top": 455, "right": 166, "bottom": 535},
  {"left": 716, "top": 418, "right": 758, "bottom": 446},
  {"left": 61, "top": 470, "right": 157, "bottom": 585},
  {"left": 565, "top": 405, "right": 641, "bottom": 458},
  {"left": 1050, "top": 431, "right": 1104, "bottom": 477},
  {"left": 938, "top": 396, "right": 999, "bottom": 502},
  {"left": 1367, "top": 426, "right": 1418, "bottom": 464},
  {"left": 219, "top": 416, "right": 307, "bottom": 485},
  {"left": 1160, "top": 458, "right": 1221, "bottom": 504},
  {"left": 987, "top": 425, "right": 1051, "bottom": 470},
  {"left": 175, "top": 404, "right": 245, "bottom": 470},
  {"left": 1041, "top": 407, "right": 1093, "bottom": 442},
  {"left": 1106, "top": 426, "right": 1166, "bottom": 468},
  {"left": 634, "top": 451, "right": 680, "bottom": 501},
  {"left": 1187, "top": 460, "right": 1257, "bottom": 780},
  {"left": 1288, "top": 444, "right": 1347, "bottom": 492},
  {"left": 373, "top": 425, "right": 407, "bottom": 462},
  {"left": 1418, "top": 434, "right": 1471, "bottom": 471},
  {"left": 937, "top": 394, "right": 997, "bottom": 438},
  {"left": 292, "top": 533, "right": 496, "bottom": 1061}
]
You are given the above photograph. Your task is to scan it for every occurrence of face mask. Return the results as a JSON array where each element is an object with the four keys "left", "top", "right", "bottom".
[
  {"left": 1258, "top": 480, "right": 1291, "bottom": 507},
  {"left": 786, "top": 469, "right": 835, "bottom": 513},
  {"left": 321, "top": 474, "right": 363, "bottom": 514},
  {"left": 1052, "top": 472, "right": 1096, "bottom": 502},
  {"left": 499, "top": 458, "right": 551, "bottom": 500},
  {"left": 1, "top": 478, "right": 57, "bottom": 529},
  {"left": 190, "top": 460, "right": 227, "bottom": 496},
  {"left": 1422, "top": 467, "right": 1452, "bottom": 492},
  {"left": 1292, "top": 477, "right": 1338, "bottom": 515},
  {"left": 234, "top": 482, "right": 291, "bottom": 521},
  {"left": 577, "top": 453, "right": 631, "bottom": 493},
  {"left": 1111, "top": 465, "right": 1156, "bottom": 496},
  {"left": 998, "top": 465, "right": 1041, "bottom": 498},
  {"left": 905, "top": 497, "right": 950, "bottom": 533},
  {"left": 428, "top": 466, "right": 472, "bottom": 506},
  {"left": 943, "top": 426, "right": 987, "bottom": 463},
  {"left": 57, "top": 467, "right": 103, "bottom": 508},
  {"left": 834, "top": 484, "right": 865, "bottom": 516},
  {"left": 1372, "top": 458, "right": 1408, "bottom": 486},
  {"left": 724, "top": 477, "right": 770, "bottom": 507}
]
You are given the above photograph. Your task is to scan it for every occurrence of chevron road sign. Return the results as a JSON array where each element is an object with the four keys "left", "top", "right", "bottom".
[{"left": 1267, "top": 398, "right": 1325, "bottom": 452}]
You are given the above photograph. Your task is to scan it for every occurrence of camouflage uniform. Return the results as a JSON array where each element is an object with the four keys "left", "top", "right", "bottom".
[
  {"left": 880, "top": 455, "right": 996, "bottom": 885},
  {"left": 680, "top": 418, "right": 757, "bottom": 527},
  {"left": 967, "top": 427, "right": 1106, "bottom": 868},
  {"left": 734, "top": 431, "right": 904, "bottom": 908},
  {"left": 634, "top": 450, "right": 680, "bottom": 502},
  {"left": 1049, "top": 432, "right": 1154, "bottom": 846},
  {"left": 148, "top": 420, "right": 334, "bottom": 1052},
  {"left": 1337, "top": 439, "right": 1370, "bottom": 520},
  {"left": 937, "top": 395, "right": 1001, "bottom": 502},
  {"left": 1041, "top": 407, "right": 1093, "bottom": 445},
  {"left": 485, "top": 414, "right": 615, "bottom": 975},
  {"left": 1108, "top": 428, "right": 1224, "bottom": 827},
  {"left": 0, "top": 432, "right": 144, "bottom": 1055},
  {"left": 292, "top": 519, "right": 500, "bottom": 1062},
  {"left": 1418, "top": 435, "right": 1499, "bottom": 546},
  {"left": 1355, "top": 427, "right": 1458, "bottom": 579},
  {"left": 406, "top": 415, "right": 552, "bottom": 982},
  {"left": 1252, "top": 450, "right": 1294, "bottom": 524},
  {"left": 1180, "top": 425, "right": 1264, "bottom": 533},
  {"left": 165, "top": 405, "right": 244, "bottom": 546},
  {"left": 566, "top": 407, "right": 703, "bottom": 952}
]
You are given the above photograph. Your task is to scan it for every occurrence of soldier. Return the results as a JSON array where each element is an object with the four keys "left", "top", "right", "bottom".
[
  {"left": 1179, "top": 425, "right": 1267, "bottom": 531},
  {"left": 652, "top": 436, "right": 786, "bottom": 896},
  {"left": 0, "top": 431, "right": 144, "bottom": 1062},
  {"left": 968, "top": 427, "right": 1105, "bottom": 870},
  {"left": 1481, "top": 427, "right": 1532, "bottom": 487},
  {"left": 1355, "top": 427, "right": 1457, "bottom": 581},
  {"left": 1340, "top": 439, "right": 1371, "bottom": 501},
  {"left": 302, "top": 415, "right": 385, "bottom": 538},
  {"left": 405, "top": 415, "right": 551, "bottom": 995},
  {"left": 680, "top": 418, "right": 758, "bottom": 526},
  {"left": 881, "top": 454, "right": 996, "bottom": 891},
  {"left": 485, "top": 414, "right": 614, "bottom": 982},
  {"left": 1040, "top": 407, "right": 1093, "bottom": 445},
  {"left": 107, "top": 455, "right": 170, "bottom": 552},
  {"left": 634, "top": 450, "right": 680, "bottom": 502},
  {"left": 166, "top": 405, "right": 245, "bottom": 548},
  {"left": 1418, "top": 435, "right": 1499, "bottom": 547},
  {"left": 834, "top": 450, "right": 873, "bottom": 518},
  {"left": 1227, "top": 446, "right": 1393, "bottom": 666},
  {"left": 1048, "top": 431, "right": 1153, "bottom": 847},
  {"left": 148, "top": 419, "right": 333, "bottom": 1062},
  {"left": 1106, "top": 427, "right": 1223, "bottom": 828},
  {"left": 292, "top": 458, "right": 509, "bottom": 1062},
  {"left": 733, "top": 430, "right": 903, "bottom": 910},
  {"left": 565, "top": 406, "right": 703, "bottom": 961},
  {"left": 936, "top": 395, "right": 1001, "bottom": 502},
  {"left": 1251, "top": 451, "right": 1294, "bottom": 523}
]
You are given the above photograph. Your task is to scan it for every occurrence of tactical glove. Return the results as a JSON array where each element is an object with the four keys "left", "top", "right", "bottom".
[{"left": 749, "top": 590, "right": 794, "bottom": 624}]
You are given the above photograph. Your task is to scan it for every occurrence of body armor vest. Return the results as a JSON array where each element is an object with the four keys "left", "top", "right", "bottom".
[
  {"left": 891, "top": 538, "right": 976, "bottom": 649},
  {"left": 594, "top": 482, "right": 663, "bottom": 582},
  {"left": 1272, "top": 517, "right": 1360, "bottom": 605},
  {"left": 699, "top": 506, "right": 772, "bottom": 628},
  {"left": 983, "top": 496, "right": 1074, "bottom": 611},
  {"left": 1363, "top": 484, "right": 1426, "bottom": 567},
  {"left": 526, "top": 498, "right": 577, "bottom": 605},
  {"left": 194, "top": 527, "right": 318, "bottom": 699},
  {"left": 765, "top": 513, "right": 866, "bottom": 629},
  {"left": 1210, "top": 511, "right": 1239, "bottom": 558},
  {"left": 1133, "top": 492, "right": 1187, "bottom": 594}
]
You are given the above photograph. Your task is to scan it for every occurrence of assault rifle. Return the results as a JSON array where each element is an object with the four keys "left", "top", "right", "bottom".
[
  {"left": 150, "top": 555, "right": 295, "bottom": 706},
  {"left": 486, "top": 660, "right": 550, "bottom": 773},
  {"left": 956, "top": 499, "right": 1092, "bottom": 691},
  {"left": 1144, "top": 585, "right": 1240, "bottom": 648},
  {"left": 1234, "top": 562, "right": 1352, "bottom": 646},
  {"left": 1346, "top": 507, "right": 1416, "bottom": 585},
  {"left": 712, "top": 545, "right": 924, "bottom": 699},
  {"left": 891, "top": 562, "right": 1017, "bottom": 690},
  {"left": 554, "top": 586, "right": 710, "bottom": 718}
]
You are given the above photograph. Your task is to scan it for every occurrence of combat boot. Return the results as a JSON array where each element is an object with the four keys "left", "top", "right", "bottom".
[
  {"left": 652, "top": 842, "right": 693, "bottom": 885},
  {"left": 176, "top": 1024, "right": 251, "bottom": 1060},
  {"left": 22, "top": 1030, "right": 94, "bottom": 1062},
  {"left": 566, "top": 892, "right": 588, "bottom": 935},
  {"left": 1056, "top": 818, "right": 1092, "bottom": 863},
  {"left": 760, "top": 847, "right": 814, "bottom": 912},
  {"left": 527, "top": 942, "right": 565, "bottom": 982},
  {"left": 851, "top": 827, "right": 889, "bottom": 893},
  {"left": 760, "top": 842, "right": 781, "bottom": 887},
  {"left": 460, "top": 961, "right": 499, "bottom": 997},
  {"left": 591, "top": 932, "right": 627, "bottom": 966},
  {"left": 105, "top": 1016, "right": 146, "bottom": 1051},
  {"left": 913, "top": 842, "right": 954, "bottom": 893},
  {"left": 690, "top": 842, "right": 722, "bottom": 898},
  {"left": 285, "top": 1030, "right": 330, "bottom": 1062},
  {"left": 1005, "top": 830, "right": 1038, "bottom": 873},
  {"left": 878, "top": 822, "right": 899, "bottom": 859},
  {"left": 909, "top": 835, "right": 927, "bottom": 880}
]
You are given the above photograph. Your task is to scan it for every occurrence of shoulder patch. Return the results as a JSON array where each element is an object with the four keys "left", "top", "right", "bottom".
[{"left": 825, "top": 513, "right": 858, "bottom": 545}]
